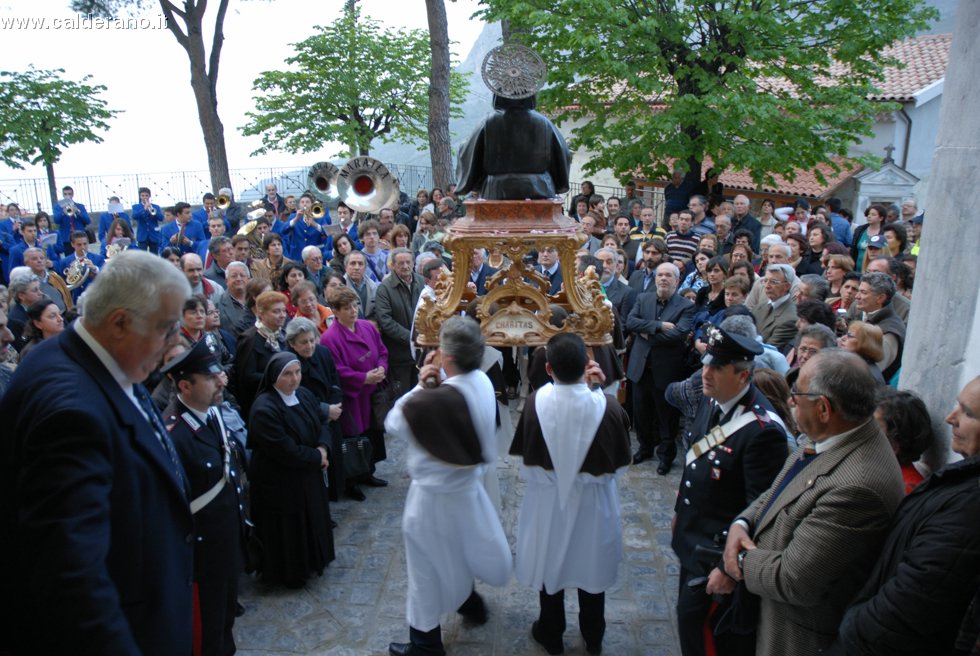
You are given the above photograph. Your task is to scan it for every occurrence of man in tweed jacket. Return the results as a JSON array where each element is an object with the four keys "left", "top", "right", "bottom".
[{"left": 718, "top": 350, "right": 904, "bottom": 656}]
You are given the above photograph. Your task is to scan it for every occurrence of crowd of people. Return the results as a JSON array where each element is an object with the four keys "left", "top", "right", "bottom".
[{"left": 0, "top": 175, "right": 976, "bottom": 656}]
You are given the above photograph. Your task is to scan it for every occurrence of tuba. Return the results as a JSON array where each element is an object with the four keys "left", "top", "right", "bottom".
[
  {"left": 307, "top": 162, "right": 341, "bottom": 204},
  {"left": 336, "top": 157, "right": 400, "bottom": 214},
  {"left": 237, "top": 209, "right": 267, "bottom": 260},
  {"left": 63, "top": 258, "right": 91, "bottom": 290}
]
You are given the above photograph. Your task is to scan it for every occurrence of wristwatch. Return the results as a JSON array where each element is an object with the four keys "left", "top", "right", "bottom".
[{"left": 737, "top": 549, "right": 748, "bottom": 572}]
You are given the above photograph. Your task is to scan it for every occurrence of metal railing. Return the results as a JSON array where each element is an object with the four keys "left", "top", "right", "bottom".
[
  {"left": 0, "top": 163, "right": 657, "bottom": 217},
  {"left": 0, "top": 162, "right": 438, "bottom": 215}
]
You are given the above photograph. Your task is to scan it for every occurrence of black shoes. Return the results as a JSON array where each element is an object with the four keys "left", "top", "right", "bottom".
[
  {"left": 531, "top": 621, "right": 564, "bottom": 655},
  {"left": 457, "top": 590, "right": 488, "bottom": 625},
  {"left": 656, "top": 462, "right": 671, "bottom": 475},
  {"left": 365, "top": 475, "right": 388, "bottom": 487},
  {"left": 388, "top": 643, "right": 412, "bottom": 656},
  {"left": 632, "top": 451, "right": 653, "bottom": 465},
  {"left": 345, "top": 486, "right": 366, "bottom": 501}
]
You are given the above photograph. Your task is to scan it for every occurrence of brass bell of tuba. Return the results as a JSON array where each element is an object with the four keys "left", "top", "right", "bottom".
[
  {"left": 216, "top": 193, "right": 232, "bottom": 210},
  {"left": 307, "top": 162, "right": 341, "bottom": 204},
  {"left": 336, "top": 157, "right": 400, "bottom": 214}
]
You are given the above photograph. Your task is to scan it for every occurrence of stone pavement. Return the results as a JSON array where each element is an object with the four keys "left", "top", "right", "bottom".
[{"left": 235, "top": 410, "right": 684, "bottom": 656}]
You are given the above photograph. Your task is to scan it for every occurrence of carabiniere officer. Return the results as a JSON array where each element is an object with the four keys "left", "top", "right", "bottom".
[
  {"left": 671, "top": 326, "right": 790, "bottom": 656},
  {"left": 162, "top": 338, "right": 249, "bottom": 656}
]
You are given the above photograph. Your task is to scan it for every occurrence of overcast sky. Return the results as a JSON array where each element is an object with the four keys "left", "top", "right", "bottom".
[{"left": 0, "top": 0, "right": 485, "bottom": 184}]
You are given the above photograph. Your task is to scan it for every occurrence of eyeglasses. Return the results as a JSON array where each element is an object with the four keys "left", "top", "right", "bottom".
[
  {"left": 763, "top": 278, "right": 788, "bottom": 286},
  {"left": 797, "top": 346, "right": 821, "bottom": 355},
  {"left": 789, "top": 385, "right": 824, "bottom": 400}
]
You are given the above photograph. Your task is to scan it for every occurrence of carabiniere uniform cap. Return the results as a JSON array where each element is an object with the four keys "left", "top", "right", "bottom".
[
  {"left": 701, "top": 325, "right": 763, "bottom": 367},
  {"left": 160, "top": 338, "right": 222, "bottom": 379}
]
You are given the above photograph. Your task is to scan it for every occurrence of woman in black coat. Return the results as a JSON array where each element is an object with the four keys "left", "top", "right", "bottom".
[
  {"left": 286, "top": 317, "right": 346, "bottom": 502},
  {"left": 247, "top": 352, "right": 335, "bottom": 588},
  {"left": 234, "top": 290, "right": 288, "bottom": 418}
]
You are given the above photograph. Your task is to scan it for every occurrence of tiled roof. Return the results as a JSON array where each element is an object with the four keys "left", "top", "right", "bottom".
[
  {"left": 867, "top": 32, "right": 951, "bottom": 101},
  {"left": 715, "top": 159, "right": 862, "bottom": 199}
]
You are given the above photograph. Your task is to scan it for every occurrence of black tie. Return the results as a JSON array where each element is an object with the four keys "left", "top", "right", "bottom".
[
  {"left": 709, "top": 403, "right": 722, "bottom": 429},
  {"left": 134, "top": 384, "right": 188, "bottom": 490}
]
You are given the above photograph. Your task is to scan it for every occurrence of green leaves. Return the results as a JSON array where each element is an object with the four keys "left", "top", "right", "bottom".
[
  {"left": 240, "top": 7, "right": 469, "bottom": 158},
  {"left": 0, "top": 66, "right": 120, "bottom": 169},
  {"left": 480, "top": 0, "right": 937, "bottom": 186}
]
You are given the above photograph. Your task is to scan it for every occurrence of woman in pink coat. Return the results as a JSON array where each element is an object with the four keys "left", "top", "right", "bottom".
[{"left": 321, "top": 285, "right": 390, "bottom": 500}]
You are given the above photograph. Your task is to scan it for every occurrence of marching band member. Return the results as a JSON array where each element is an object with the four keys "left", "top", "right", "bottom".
[
  {"left": 101, "top": 217, "right": 139, "bottom": 259},
  {"left": 217, "top": 187, "right": 244, "bottom": 233},
  {"left": 7, "top": 220, "right": 59, "bottom": 283},
  {"left": 52, "top": 185, "right": 91, "bottom": 254},
  {"left": 132, "top": 187, "right": 163, "bottom": 252},
  {"left": 192, "top": 193, "right": 217, "bottom": 227},
  {"left": 58, "top": 230, "right": 104, "bottom": 301},
  {"left": 98, "top": 196, "right": 131, "bottom": 245},
  {"left": 161, "top": 202, "right": 206, "bottom": 256},
  {"left": 283, "top": 193, "right": 328, "bottom": 261}
]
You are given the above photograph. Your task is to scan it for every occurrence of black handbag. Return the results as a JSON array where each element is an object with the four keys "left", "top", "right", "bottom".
[
  {"left": 370, "top": 380, "right": 398, "bottom": 431},
  {"left": 341, "top": 434, "right": 373, "bottom": 479}
]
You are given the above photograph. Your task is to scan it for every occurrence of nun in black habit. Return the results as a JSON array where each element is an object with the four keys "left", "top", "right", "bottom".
[{"left": 247, "top": 352, "right": 335, "bottom": 588}]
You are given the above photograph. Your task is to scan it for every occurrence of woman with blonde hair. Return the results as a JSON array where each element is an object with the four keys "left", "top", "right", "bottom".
[
  {"left": 822, "top": 254, "right": 855, "bottom": 302},
  {"left": 838, "top": 320, "right": 886, "bottom": 385}
]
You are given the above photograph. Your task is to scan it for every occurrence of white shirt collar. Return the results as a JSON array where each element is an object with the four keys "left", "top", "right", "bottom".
[
  {"left": 75, "top": 320, "right": 145, "bottom": 416},
  {"left": 177, "top": 396, "right": 210, "bottom": 424},
  {"left": 716, "top": 384, "right": 751, "bottom": 418},
  {"left": 770, "top": 292, "right": 792, "bottom": 309},
  {"left": 812, "top": 419, "right": 869, "bottom": 454}
]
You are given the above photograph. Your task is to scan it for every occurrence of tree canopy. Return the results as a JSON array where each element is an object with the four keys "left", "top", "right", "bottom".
[
  {"left": 241, "top": 7, "right": 469, "bottom": 158},
  {"left": 0, "top": 66, "right": 120, "bottom": 202},
  {"left": 479, "top": 0, "right": 937, "bottom": 186}
]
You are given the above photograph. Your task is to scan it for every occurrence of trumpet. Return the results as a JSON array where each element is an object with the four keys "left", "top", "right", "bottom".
[
  {"left": 61, "top": 199, "right": 77, "bottom": 217},
  {"left": 148, "top": 204, "right": 157, "bottom": 216},
  {"left": 310, "top": 203, "right": 326, "bottom": 220}
]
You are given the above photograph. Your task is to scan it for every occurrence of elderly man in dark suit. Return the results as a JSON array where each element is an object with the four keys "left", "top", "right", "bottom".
[
  {"left": 375, "top": 247, "right": 425, "bottom": 396},
  {"left": 750, "top": 263, "right": 798, "bottom": 351},
  {"left": 468, "top": 248, "right": 498, "bottom": 296},
  {"left": 596, "top": 247, "right": 636, "bottom": 322},
  {"left": 0, "top": 250, "right": 194, "bottom": 655},
  {"left": 626, "top": 262, "right": 696, "bottom": 474},
  {"left": 719, "top": 350, "right": 904, "bottom": 656}
]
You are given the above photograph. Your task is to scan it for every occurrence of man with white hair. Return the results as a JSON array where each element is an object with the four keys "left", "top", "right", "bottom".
[
  {"left": 216, "top": 261, "right": 251, "bottom": 335},
  {"left": 731, "top": 194, "right": 761, "bottom": 252},
  {"left": 23, "top": 246, "right": 72, "bottom": 312},
  {"left": 751, "top": 263, "right": 798, "bottom": 350},
  {"left": 0, "top": 250, "right": 194, "bottom": 654},
  {"left": 302, "top": 244, "right": 327, "bottom": 292},
  {"left": 745, "top": 242, "right": 800, "bottom": 311},
  {"left": 596, "top": 247, "right": 636, "bottom": 321}
]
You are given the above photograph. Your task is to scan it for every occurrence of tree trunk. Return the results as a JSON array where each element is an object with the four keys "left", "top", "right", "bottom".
[
  {"left": 501, "top": 19, "right": 512, "bottom": 43},
  {"left": 160, "top": 0, "right": 232, "bottom": 195},
  {"left": 45, "top": 161, "right": 58, "bottom": 209},
  {"left": 188, "top": 61, "right": 231, "bottom": 193},
  {"left": 425, "top": 0, "right": 453, "bottom": 190}
]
